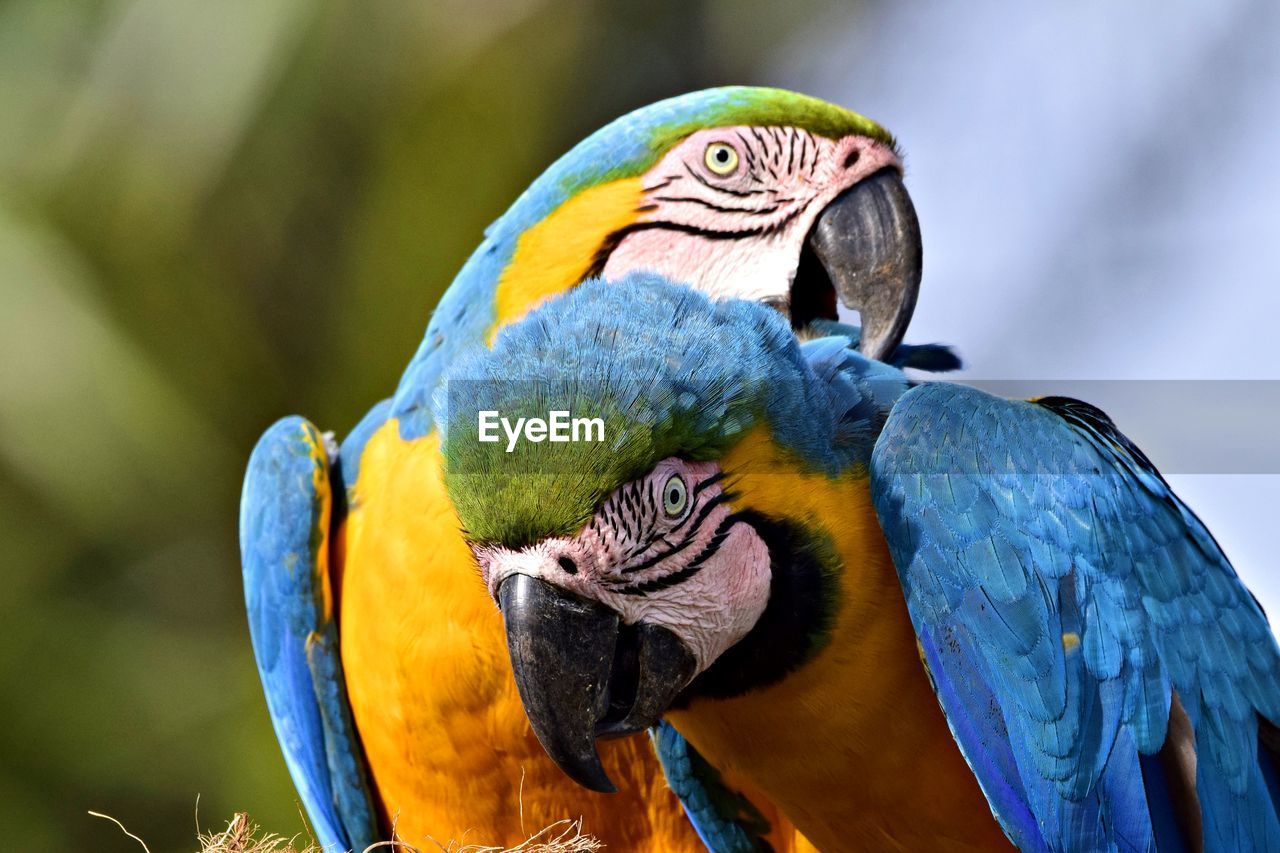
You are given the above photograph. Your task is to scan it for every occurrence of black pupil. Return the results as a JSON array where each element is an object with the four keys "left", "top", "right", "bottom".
[
  {"left": 668, "top": 486, "right": 681, "bottom": 506},
  {"left": 715, "top": 148, "right": 729, "bottom": 162}
]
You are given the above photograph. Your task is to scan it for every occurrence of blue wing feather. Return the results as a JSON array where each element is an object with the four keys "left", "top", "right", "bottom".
[
  {"left": 870, "top": 383, "right": 1280, "bottom": 852},
  {"left": 651, "top": 722, "right": 775, "bottom": 853},
  {"left": 240, "top": 417, "right": 378, "bottom": 851},
  {"left": 803, "top": 318, "right": 962, "bottom": 372}
]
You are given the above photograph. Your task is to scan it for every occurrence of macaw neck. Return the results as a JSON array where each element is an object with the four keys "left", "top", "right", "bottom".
[
  {"left": 388, "top": 178, "right": 644, "bottom": 442},
  {"left": 664, "top": 430, "right": 1010, "bottom": 852}
]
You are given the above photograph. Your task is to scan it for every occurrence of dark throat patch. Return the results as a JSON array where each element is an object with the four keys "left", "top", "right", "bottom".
[{"left": 674, "top": 510, "right": 839, "bottom": 703}]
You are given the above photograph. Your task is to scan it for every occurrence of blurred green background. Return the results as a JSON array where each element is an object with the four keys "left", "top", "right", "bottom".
[
  {"left": 0, "top": 0, "right": 836, "bottom": 849},
  {"left": 6, "top": 1, "right": 1279, "bottom": 850}
]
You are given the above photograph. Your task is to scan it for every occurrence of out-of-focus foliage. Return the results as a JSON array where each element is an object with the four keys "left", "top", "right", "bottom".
[
  {"left": 0, "top": 0, "right": 841, "bottom": 850},
  {"left": 6, "top": 0, "right": 1277, "bottom": 850}
]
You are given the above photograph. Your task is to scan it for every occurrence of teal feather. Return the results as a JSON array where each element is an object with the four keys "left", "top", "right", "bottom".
[
  {"left": 651, "top": 723, "right": 774, "bottom": 853},
  {"left": 872, "top": 384, "right": 1280, "bottom": 851},
  {"left": 240, "top": 417, "right": 378, "bottom": 851},
  {"left": 436, "top": 273, "right": 906, "bottom": 544}
]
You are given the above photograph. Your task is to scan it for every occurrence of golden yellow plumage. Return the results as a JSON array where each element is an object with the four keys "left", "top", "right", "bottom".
[
  {"left": 489, "top": 178, "right": 645, "bottom": 338},
  {"left": 339, "top": 423, "right": 712, "bottom": 848},
  {"left": 665, "top": 428, "right": 1011, "bottom": 853}
]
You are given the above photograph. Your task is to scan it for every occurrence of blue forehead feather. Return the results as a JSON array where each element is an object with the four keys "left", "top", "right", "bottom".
[{"left": 436, "top": 274, "right": 909, "bottom": 543}]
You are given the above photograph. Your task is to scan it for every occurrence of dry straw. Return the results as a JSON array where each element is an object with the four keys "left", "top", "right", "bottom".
[{"left": 91, "top": 810, "right": 603, "bottom": 853}]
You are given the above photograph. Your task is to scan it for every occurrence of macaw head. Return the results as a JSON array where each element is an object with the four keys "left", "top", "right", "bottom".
[
  {"left": 437, "top": 274, "right": 908, "bottom": 792},
  {"left": 469, "top": 86, "right": 921, "bottom": 361}
]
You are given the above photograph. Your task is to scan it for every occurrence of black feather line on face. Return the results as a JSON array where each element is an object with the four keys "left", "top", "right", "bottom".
[
  {"left": 735, "top": 130, "right": 761, "bottom": 176},
  {"left": 649, "top": 195, "right": 782, "bottom": 216},
  {"left": 673, "top": 510, "right": 839, "bottom": 702},
  {"left": 643, "top": 174, "right": 682, "bottom": 192},
  {"left": 692, "top": 470, "right": 727, "bottom": 497},
  {"left": 620, "top": 534, "right": 695, "bottom": 576},
  {"left": 674, "top": 489, "right": 733, "bottom": 538},
  {"left": 623, "top": 524, "right": 664, "bottom": 564},
  {"left": 611, "top": 473, "right": 728, "bottom": 577},
  {"left": 643, "top": 480, "right": 658, "bottom": 518},
  {"left": 615, "top": 499, "right": 634, "bottom": 543},
  {"left": 619, "top": 472, "right": 715, "bottom": 564},
  {"left": 756, "top": 128, "right": 783, "bottom": 181},
  {"left": 616, "top": 494, "right": 729, "bottom": 576},
  {"left": 613, "top": 515, "right": 738, "bottom": 596},
  {"left": 682, "top": 162, "right": 766, "bottom": 197},
  {"left": 599, "top": 222, "right": 773, "bottom": 255}
]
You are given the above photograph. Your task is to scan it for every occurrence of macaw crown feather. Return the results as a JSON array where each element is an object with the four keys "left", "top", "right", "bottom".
[
  {"left": 489, "top": 87, "right": 895, "bottom": 244},
  {"left": 436, "top": 274, "right": 885, "bottom": 547},
  {"left": 558, "top": 86, "right": 895, "bottom": 195}
]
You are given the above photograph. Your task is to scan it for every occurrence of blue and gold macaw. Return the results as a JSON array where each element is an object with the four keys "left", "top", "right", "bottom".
[
  {"left": 439, "top": 273, "right": 1280, "bottom": 852},
  {"left": 240, "top": 87, "right": 934, "bottom": 850}
]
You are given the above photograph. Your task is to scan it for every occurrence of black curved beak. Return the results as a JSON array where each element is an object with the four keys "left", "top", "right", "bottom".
[
  {"left": 498, "top": 573, "right": 696, "bottom": 793},
  {"left": 806, "top": 169, "right": 922, "bottom": 361}
]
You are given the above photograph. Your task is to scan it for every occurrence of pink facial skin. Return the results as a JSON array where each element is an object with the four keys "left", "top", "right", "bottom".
[
  {"left": 474, "top": 458, "right": 771, "bottom": 677},
  {"left": 602, "top": 127, "right": 901, "bottom": 308}
]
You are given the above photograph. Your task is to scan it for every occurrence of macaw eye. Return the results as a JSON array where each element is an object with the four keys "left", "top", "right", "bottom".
[
  {"left": 662, "top": 474, "right": 688, "bottom": 518},
  {"left": 704, "top": 142, "right": 739, "bottom": 176}
]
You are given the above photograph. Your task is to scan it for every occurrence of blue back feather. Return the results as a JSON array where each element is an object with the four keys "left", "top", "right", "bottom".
[
  {"left": 241, "top": 417, "right": 378, "bottom": 850},
  {"left": 651, "top": 722, "right": 775, "bottom": 853},
  {"left": 871, "top": 383, "right": 1280, "bottom": 851}
]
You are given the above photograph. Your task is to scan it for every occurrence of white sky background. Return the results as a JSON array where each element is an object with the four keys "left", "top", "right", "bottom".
[{"left": 774, "top": 2, "right": 1280, "bottom": 623}]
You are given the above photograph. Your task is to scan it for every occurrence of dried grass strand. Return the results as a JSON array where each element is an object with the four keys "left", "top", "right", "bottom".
[
  {"left": 88, "top": 811, "right": 154, "bottom": 853},
  {"left": 88, "top": 809, "right": 603, "bottom": 853}
]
